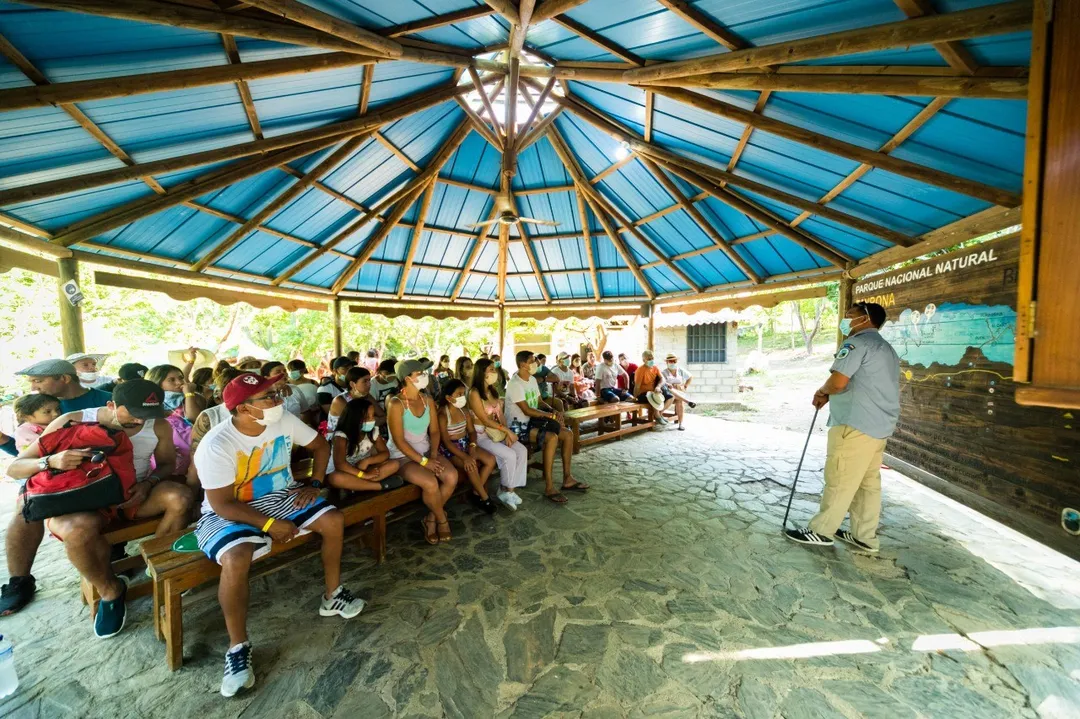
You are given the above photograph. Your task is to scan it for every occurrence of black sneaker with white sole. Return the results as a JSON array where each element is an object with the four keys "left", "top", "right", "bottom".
[
  {"left": 784, "top": 528, "right": 834, "bottom": 546},
  {"left": 834, "top": 529, "right": 879, "bottom": 554}
]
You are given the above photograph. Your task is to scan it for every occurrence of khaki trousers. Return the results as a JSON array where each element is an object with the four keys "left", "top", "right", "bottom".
[{"left": 808, "top": 424, "right": 886, "bottom": 549}]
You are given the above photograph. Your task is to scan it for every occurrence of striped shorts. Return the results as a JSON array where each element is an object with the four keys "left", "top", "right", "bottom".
[{"left": 195, "top": 486, "right": 334, "bottom": 565}]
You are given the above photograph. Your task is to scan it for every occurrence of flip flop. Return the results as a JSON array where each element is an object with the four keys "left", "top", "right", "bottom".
[
  {"left": 545, "top": 492, "right": 568, "bottom": 504},
  {"left": 171, "top": 532, "right": 200, "bottom": 553},
  {"left": 561, "top": 481, "right": 590, "bottom": 492}
]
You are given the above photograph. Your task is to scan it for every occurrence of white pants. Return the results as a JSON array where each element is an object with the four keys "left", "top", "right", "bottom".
[{"left": 477, "top": 432, "right": 528, "bottom": 489}]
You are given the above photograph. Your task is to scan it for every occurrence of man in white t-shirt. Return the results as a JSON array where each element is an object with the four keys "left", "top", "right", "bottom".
[
  {"left": 505, "top": 350, "right": 588, "bottom": 504},
  {"left": 194, "top": 373, "right": 365, "bottom": 698}
]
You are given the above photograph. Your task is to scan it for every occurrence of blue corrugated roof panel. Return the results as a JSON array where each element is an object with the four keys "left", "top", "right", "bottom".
[{"left": 514, "top": 139, "right": 572, "bottom": 191}]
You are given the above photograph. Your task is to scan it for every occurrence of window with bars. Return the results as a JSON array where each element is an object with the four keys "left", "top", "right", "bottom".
[{"left": 686, "top": 322, "right": 727, "bottom": 364}]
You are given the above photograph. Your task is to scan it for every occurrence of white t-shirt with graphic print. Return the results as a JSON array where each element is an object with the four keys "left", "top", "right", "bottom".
[{"left": 505, "top": 373, "right": 541, "bottom": 427}]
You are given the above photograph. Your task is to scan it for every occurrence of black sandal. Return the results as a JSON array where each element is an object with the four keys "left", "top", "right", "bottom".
[{"left": 545, "top": 492, "right": 568, "bottom": 504}]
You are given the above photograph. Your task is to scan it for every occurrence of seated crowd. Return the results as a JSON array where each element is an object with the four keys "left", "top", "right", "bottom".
[{"left": 0, "top": 343, "right": 697, "bottom": 696}]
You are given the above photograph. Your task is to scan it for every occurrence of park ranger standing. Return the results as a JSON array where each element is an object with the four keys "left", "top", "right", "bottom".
[{"left": 786, "top": 300, "right": 900, "bottom": 554}]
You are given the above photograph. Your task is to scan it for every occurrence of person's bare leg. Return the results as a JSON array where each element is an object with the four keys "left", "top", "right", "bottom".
[
  {"left": 559, "top": 428, "right": 573, "bottom": 483},
  {"left": 436, "top": 464, "right": 459, "bottom": 505},
  {"left": 452, "top": 456, "right": 486, "bottom": 498},
  {"left": 328, "top": 471, "right": 384, "bottom": 492},
  {"left": 134, "top": 480, "right": 194, "bottom": 536},
  {"left": 401, "top": 463, "right": 446, "bottom": 524},
  {"left": 308, "top": 508, "right": 344, "bottom": 597},
  {"left": 675, "top": 398, "right": 684, "bottom": 425},
  {"left": 5, "top": 501, "right": 43, "bottom": 578},
  {"left": 540, "top": 431, "right": 557, "bottom": 494},
  {"left": 218, "top": 543, "right": 256, "bottom": 646},
  {"left": 477, "top": 450, "right": 495, "bottom": 498},
  {"left": 50, "top": 512, "right": 123, "bottom": 601}
]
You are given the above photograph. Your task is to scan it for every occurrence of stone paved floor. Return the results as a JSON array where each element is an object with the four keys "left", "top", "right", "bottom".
[{"left": 2, "top": 417, "right": 1079, "bottom": 719}]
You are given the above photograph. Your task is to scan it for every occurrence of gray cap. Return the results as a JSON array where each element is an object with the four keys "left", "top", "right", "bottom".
[
  {"left": 395, "top": 358, "right": 433, "bottom": 382},
  {"left": 16, "top": 359, "right": 77, "bottom": 377}
]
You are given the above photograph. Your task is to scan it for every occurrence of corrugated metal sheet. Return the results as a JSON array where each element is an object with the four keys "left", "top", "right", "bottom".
[{"left": 0, "top": 0, "right": 1028, "bottom": 302}]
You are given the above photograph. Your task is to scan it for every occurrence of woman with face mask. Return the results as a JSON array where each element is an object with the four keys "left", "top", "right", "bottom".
[
  {"left": 437, "top": 380, "right": 497, "bottom": 515},
  {"left": 261, "top": 362, "right": 308, "bottom": 422},
  {"left": 551, "top": 352, "right": 588, "bottom": 410},
  {"left": 434, "top": 355, "right": 453, "bottom": 384},
  {"left": 455, "top": 356, "right": 474, "bottom": 386},
  {"left": 327, "top": 397, "right": 403, "bottom": 493},
  {"left": 386, "top": 360, "right": 460, "bottom": 544},
  {"left": 467, "top": 358, "right": 528, "bottom": 509},
  {"left": 326, "top": 367, "right": 371, "bottom": 434},
  {"left": 146, "top": 363, "right": 202, "bottom": 476}
]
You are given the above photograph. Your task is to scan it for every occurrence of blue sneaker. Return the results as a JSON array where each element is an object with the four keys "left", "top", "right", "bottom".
[{"left": 94, "top": 581, "right": 127, "bottom": 639}]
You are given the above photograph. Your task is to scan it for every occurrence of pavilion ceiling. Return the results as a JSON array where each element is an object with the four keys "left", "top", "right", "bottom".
[{"left": 0, "top": 0, "right": 1028, "bottom": 309}]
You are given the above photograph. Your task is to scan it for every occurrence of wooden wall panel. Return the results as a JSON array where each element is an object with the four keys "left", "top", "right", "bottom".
[{"left": 853, "top": 235, "right": 1080, "bottom": 557}]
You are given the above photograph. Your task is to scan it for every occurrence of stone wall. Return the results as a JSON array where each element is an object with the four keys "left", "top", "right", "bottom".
[{"left": 653, "top": 323, "right": 739, "bottom": 402}]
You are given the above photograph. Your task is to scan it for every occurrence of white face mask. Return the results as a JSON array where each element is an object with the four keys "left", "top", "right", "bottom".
[
  {"left": 666, "top": 362, "right": 677, "bottom": 370},
  {"left": 414, "top": 374, "right": 430, "bottom": 391},
  {"left": 253, "top": 403, "right": 285, "bottom": 426},
  {"left": 361, "top": 420, "right": 376, "bottom": 432},
  {"left": 486, "top": 372, "right": 498, "bottom": 386},
  {"left": 78, "top": 371, "right": 99, "bottom": 383},
  {"left": 453, "top": 395, "right": 467, "bottom": 409}
]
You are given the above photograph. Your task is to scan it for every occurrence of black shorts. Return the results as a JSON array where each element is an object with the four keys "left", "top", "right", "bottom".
[{"left": 637, "top": 388, "right": 673, "bottom": 404}]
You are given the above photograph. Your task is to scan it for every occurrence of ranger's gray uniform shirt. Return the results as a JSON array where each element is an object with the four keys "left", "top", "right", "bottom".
[{"left": 827, "top": 329, "right": 901, "bottom": 440}]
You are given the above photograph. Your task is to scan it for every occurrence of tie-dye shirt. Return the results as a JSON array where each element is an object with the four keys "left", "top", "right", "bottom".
[{"left": 194, "top": 411, "right": 317, "bottom": 515}]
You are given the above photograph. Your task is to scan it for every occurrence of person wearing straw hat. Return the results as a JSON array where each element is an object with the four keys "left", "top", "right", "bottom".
[
  {"left": 66, "top": 352, "right": 113, "bottom": 389},
  {"left": 634, "top": 350, "right": 674, "bottom": 426},
  {"left": 661, "top": 353, "right": 697, "bottom": 431}
]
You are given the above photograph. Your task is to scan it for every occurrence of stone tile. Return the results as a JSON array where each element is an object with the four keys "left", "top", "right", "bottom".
[
  {"left": 736, "top": 678, "right": 778, "bottom": 719},
  {"left": 505, "top": 607, "right": 557, "bottom": 684},
  {"left": 508, "top": 666, "right": 599, "bottom": 718},
  {"left": 822, "top": 680, "right": 916, "bottom": 718},
  {"left": 557, "top": 624, "right": 612, "bottom": 666},
  {"left": 779, "top": 688, "right": 842, "bottom": 719},
  {"left": 596, "top": 646, "right": 669, "bottom": 704},
  {"left": 305, "top": 651, "right": 369, "bottom": 716},
  {"left": 435, "top": 617, "right": 500, "bottom": 719}
]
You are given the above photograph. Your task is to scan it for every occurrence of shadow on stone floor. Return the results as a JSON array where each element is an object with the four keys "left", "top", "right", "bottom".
[{"left": 2, "top": 417, "right": 1079, "bottom": 718}]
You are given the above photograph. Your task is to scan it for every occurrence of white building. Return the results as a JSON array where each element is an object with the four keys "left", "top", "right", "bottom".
[{"left": 652, "top": 309, "right": 741, "bottom": 402}]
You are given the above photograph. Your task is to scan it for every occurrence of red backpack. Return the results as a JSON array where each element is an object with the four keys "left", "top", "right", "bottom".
[{"left": 21, "top": 422, "right": 137, "bottom": 522}]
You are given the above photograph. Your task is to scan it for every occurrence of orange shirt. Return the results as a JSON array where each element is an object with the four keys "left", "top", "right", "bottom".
[{"left": 634, "top": 364, "right": 661, "bottom": 393}]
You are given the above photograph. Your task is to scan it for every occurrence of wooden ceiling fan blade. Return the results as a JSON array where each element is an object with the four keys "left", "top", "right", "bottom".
[{"left": 519, "top": 217, "right": 561, "bottom": 227}]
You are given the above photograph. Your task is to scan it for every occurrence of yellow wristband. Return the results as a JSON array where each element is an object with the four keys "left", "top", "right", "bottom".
[
  {"left": 184, "top": 392, "right": 198, "bottom": 398},
  {"left": 261, "top": 518, "right": 275, "bottom": 533},
  {"left": 357, "top": 469, "right": 365, "bottom": 478},
  {"left": 420, "top": 456, "right": 429, "bottom": 467}
]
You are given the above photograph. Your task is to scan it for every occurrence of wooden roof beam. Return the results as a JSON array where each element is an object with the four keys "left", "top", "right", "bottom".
[
  {"left": 550, "top": 15, "right": 645, "bottom": 66},
  {"left": 532, "top": 0, "right": 590, "bottom": 25},
  {"left": 242, "top": 0, "right": 403, "bottom": 57},
  {"left": 484, "top": 0, "right": 521, "bottom": 27},
  {"left": 649, "top": 86, "right": 1020, "bottom": 206},
  {"left": 655, "top": 0, "right": 747, "bottom": 51},
  {"left": 451, "top": 204, "right": 501, "bottom": 300},
  {"left": 509, "top": 192, "right": 552, "bottom": 302},
  {"left": 624, "top": 1, "right": 1031, "bottom": 82},
  {"left": 220, "top": 34, "right": 263, "bottom": 139},
  {"left": 576, "top": 191, "right": 601, "bottom": 300},
  {"left": 397, "top": 182, "right": 436, "bottom": 298},
  {"left": 893, "top": 0, "right": 980, "bottom": 74},
  {"left": 383, "top": 6, "right": 496, "bottom": 37},
  {"left": 635, "top": 72, "right": 1026, "bottom": 99}
]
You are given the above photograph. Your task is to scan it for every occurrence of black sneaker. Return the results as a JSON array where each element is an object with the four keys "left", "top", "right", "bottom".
[
  {"left": 221, "top": 642, "right": 255, "bottom": 697},
  {"left": 379, "top": 475, "right": 404, "bottom": 491},
  {"left": 0, "top": 575, "right": 35, "bottom": 616},
  {"left": 834, "top": 529, "right": 879, "bottom": 554},
  {"left": 784, "top": 528, "right": 834, "bottom": 547},
  {"left": 94, "top": 580, "right": 127, "bottom": 639},
  {"left": 478, "top": 498, "right": 497, "bottom": 516}
]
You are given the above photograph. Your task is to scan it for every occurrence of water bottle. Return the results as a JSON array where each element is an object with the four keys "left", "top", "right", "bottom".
[{"left": 0, "top": 635, "right": 17, "bottom": 698}]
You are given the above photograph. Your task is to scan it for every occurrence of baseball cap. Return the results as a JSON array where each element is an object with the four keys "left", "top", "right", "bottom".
[
  {"left": 16, "top": 359, "right": 77, "bottom": 377},
  {"left": 118, "top": 362, "right": 149, "bottom": 381},
  {"left": 395, "top": 358, "right": 433, "bottom": 382},
  {"left": 112, "top": 379, "right": 166, "bottom": 419},
  {"left": 331, "top": 356, "right": 355, "bottom": 371},
  {"left": 222, "top": 372, "right": 278, "bottom": 411}
]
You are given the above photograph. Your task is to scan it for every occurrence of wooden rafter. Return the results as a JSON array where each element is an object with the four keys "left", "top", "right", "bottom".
[
  {"left": 788, "top": 97, "right": 951, "bottom": 232},
  {"left": 509, "top": 0, "right": 538, "bottom": 59},
  {"left": 893, "top": 0, "right": 980, "bottom": 74},
  {"left": 547, "top": 128, "right": 656, "bottom": 298},
  {"left": 516, "top": 105, "right": 565, "bottom": 153},
  {"left": 640, "top": 157, "right": 762, "bottom": 283},
  {"left": 655, "top": 0, "right": 747, "bottom": 51},
  {"left": 468, "top": 67, "right": 504, "bottom": 135},
  {"left": 639, "top": 230, "right": 774, "bottom": 268},
  {"left": 727, "top": 91, "right": 771, "bottom": 174},
  {"left": 508, "top": 192, "right": 552, "bottom": 302},
  {"left": 515, "top": 77, "right": 555, "bottom": 151},
  {"left": 576, "top": 191, "right": 601, "bottom": 301},
  {"left": 374, "top": 131, "right": 421, "bottom": 172},
  {"left": 636, "top": 73, "right": 1026, "bottom": 99},
  {"left": 221, "top": 34, "right": 262, "bottom": 139},
  {"left": 0, "top": 82, "right": 464, "bottom": 208},
  {"left": 624, "top": 1, "right": 1031, "bottom": 82},
  {"left": 451, "top": 204, "right": 501, "bottom": 300},
  {"left": 0, "top": 51, "right": 373, "bottom": 111},
  {"left": 484, "top": 0, "right": 521, "bottom": 26},
  {"left": 192, "top": 135, "right": 368, "bottom": 272},
  {"left": 397, "top": 182, "right": 436, "bottom": 298},
  {"left": 384, "top": 7, "right": 496, "bottom": 38},
  {"left": 591, "top": 156, "right": 634, "bottom": 185},
  {"left": 358, "top": 66, "right": 372, "bottom": 115},
  {"left": 550, "top": 15, "right": 644, "bottom": 66},
  {"left": 456, "top": 97, "right": 505, "bottom": 152},
  {"left": 224, "top": 0, "right": 404, "bottom": 58},
  {"left": 532, "top": 0, "right": 590, "bottom": 25},
  {"left": 644, "top": 91, "right": 654, "bottom": 142},
  {"left": 650, "top": 87, "right": 1019, "bottom": 206}
]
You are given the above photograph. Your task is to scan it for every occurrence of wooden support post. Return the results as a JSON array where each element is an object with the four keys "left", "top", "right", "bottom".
[
  {"left": 837, "top": 272, "right": 853, "bottom": 348},
  {"left": 57, "top": 257, "right": 85, "bottom": 356},
  {"left": 331, "top": 299, "right": 343, "bottom": 357},
  {"left": 646, "top": 305, "right": 655, "bottom": 351},
  {"left": 498, "top": 305, "right": 506, "bottom": 356}
]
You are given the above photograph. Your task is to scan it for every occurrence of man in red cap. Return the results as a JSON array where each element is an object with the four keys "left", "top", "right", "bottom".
[{"left": 193, "top": 373, "right": 363, "bottom": 698}]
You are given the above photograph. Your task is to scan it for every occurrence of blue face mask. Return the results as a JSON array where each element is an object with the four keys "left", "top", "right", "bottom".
[
  {"left": 645, "top": 360, "right": 655, "bottom": 368},
  {"left": 163, "top": 390, "right": 185, "bottom": 411},
  {"left": 494, "top": 361, "right": 501, "bottom": 369},
  {"left": 288, "top": 370, "right": 302, "bottom": 381},
  {"left": 839, "top": 318, "right": 854, "bottom": 336},
  {"left": 361, "top": 420, "right": 376, "bottom": 432}
]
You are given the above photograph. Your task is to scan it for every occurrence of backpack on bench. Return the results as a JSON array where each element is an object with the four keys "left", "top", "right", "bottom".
[{"left": 21, "top": 422, "right": 137, "bottom": 522}]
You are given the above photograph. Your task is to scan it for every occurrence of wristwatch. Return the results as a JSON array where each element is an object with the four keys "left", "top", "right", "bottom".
[
  {"left": 310, "top": 479, "right": 324, "bottom": 489},
  {"left": 37, "top": 456, "right": 50, "bottom": 472}
]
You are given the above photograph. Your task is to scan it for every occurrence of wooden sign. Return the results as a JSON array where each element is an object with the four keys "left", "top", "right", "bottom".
[{"left": 853, "top": 235, "right": 1079, "bottom": 556}]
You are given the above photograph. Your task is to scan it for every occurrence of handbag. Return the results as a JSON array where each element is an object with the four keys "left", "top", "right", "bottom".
[
  {"left": 21, "top": 422, "right": 137, "bottom": 522},
  {"left": 485, "top": 426, "right": 507, "bottom": 442}
]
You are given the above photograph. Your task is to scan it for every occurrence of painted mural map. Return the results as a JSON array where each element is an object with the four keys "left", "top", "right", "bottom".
[{"left": 878, "top": 302, "right": 1017, "bottom": 368}]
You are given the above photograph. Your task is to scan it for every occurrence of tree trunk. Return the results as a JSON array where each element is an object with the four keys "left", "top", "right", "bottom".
[
  {"left": 796, "top": 299, "right": 825, "bottom": 354},
  {"left": 595, "top": 323, "right": 608, "bottom": 355},
  {"left": 214, "top": 306, "right": 239, "bottom": 354},
  {"left": 756, "top": 323, "right": 763, "bottom": 352}
]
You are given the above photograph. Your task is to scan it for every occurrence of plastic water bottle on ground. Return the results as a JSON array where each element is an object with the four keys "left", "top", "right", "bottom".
[{"left": 0, "top": 635, "right": 17, "bottom": 698}]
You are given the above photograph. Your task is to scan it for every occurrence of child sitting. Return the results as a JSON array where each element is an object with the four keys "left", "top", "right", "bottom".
[
  {"left": 13, "top": 393, "right": 61, "bottom": 452},
  {"left": 437, "top": 380, "right": 497, "bottom": 515},
  {"left": 328, "top": 397, "right": 404, "bottom": 492}
]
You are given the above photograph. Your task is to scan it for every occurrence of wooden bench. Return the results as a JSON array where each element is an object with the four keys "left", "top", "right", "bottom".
[
  {"left": 80, "top": 515, "right": 163, "bottom": 617},
  {"left": 564, "top": 401, "right": 653, "bottom": 454},
  {"left": 142, "top": 483, "right": 422, "bottom": 670}
]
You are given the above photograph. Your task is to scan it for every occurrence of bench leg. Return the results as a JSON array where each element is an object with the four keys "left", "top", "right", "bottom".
[
  {"left": 570, "top": 420, "right": 581, "bottom": 454},
  {"left": 153, "top": 575, "right": 164, "bottom": 642},
  {"left": 372, "top": 513, "right": 387, "bottom": 564},
  {"left": 163, "top": 579, "right": 184, "bottom": 671},
  {"left": 81, "top": 578, "right": 98, "bottom": 618}
]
